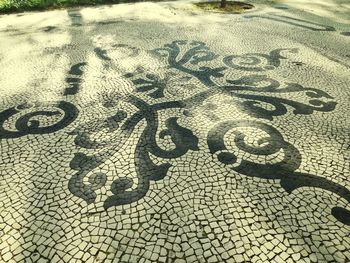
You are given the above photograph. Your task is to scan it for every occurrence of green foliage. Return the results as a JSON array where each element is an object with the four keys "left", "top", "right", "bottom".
[{"left": 0, "top": 0, "right": 119, "bottom": 13}]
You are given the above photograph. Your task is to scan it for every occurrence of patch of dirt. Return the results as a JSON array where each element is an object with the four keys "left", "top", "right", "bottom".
[{"left": 193, "top": 1, "right": 254, "bottom": 13}]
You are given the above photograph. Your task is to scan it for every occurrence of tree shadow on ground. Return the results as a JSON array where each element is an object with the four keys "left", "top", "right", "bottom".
[{"left": 0, "top": 0, "right": 176, "bottom": 14}]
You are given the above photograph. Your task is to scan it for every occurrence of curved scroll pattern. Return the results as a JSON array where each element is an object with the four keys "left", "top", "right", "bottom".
[
  {"left": 152, "top": 40, "right": 226, "bottom": 87},
  {"left": 0, "top": 101, "right": 78, "bottom": 139},
  {"left": 222, "top": 74, "right": 337, "bottom": 120},
  {"left": 207, "top": 120, "right": 350, "bottom": 225},
  {"left": 68, "top": 95, "right": 198, "bottom": 209},
  {"left": 151, "top": 40, "right": 336, "bottom": 120},
  {"left": 2, "top": 40, "right": 345, "bottom": 226},
  {"left": 223, "top": 48, "right": 298, "bottom": 71},
  {"left": 62, "top": 40, "right": 348, "bottom": 225},
  {"left": 103, "top": 113, "right": 198, "bottom": 209}
]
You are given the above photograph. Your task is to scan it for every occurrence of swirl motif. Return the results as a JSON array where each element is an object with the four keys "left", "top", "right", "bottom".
[
  {"left": 207, "top": 120, "right": 350, "bottom": 226},
  {"left": 223, "top": 74, "right": 337, "bottom": 120},
  {"left": 61, "top": 40, "right": 348, "bottom": 225},
  {"left": 223, "top": 48, "right": 298, "bottom": 71},
  {"left": 151, "top": 41, "right": 336, "bottom": 120},
  {"left": 0, "top": 101, "right": 78, "bottom": 139},
  {"left": 68, "top": 95, "right": 198, "bottom": 209}
]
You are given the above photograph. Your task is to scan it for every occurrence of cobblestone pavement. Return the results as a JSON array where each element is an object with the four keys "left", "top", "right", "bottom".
[{"left": 0, "top": 1, "right": 349, "bottom": 262}]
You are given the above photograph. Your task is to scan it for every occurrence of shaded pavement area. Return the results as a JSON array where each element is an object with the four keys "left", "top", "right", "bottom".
[{"left": 0, "top": 0, "right": 349, "bottom": 262}]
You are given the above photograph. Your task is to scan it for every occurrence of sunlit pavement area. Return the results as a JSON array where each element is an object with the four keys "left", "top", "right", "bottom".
[{"left": 0, "top": 0, "right": 349, "bottom": 262}]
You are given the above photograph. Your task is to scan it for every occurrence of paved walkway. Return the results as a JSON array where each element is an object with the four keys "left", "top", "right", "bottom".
[{"left": 0, "top": 1, "right": 349, "bottom": 262}]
